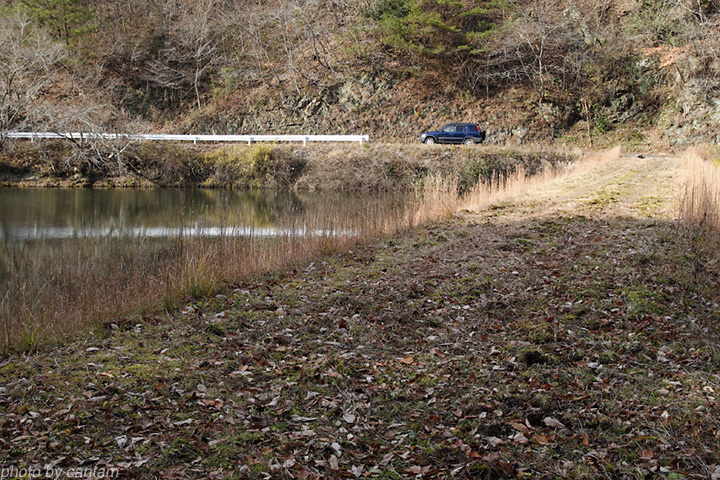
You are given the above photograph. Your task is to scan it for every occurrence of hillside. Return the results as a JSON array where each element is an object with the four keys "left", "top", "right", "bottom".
[{"left": 1, "top": 0, "right": 720, "bottom": 156}]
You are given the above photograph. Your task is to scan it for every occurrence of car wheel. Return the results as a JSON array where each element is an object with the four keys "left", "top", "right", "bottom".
[
  {"left": 424, "top": 137, "right": 436, "bottom": 145},
  {"left": 463, "top": 138, "right": 475, "bottom": 146}
]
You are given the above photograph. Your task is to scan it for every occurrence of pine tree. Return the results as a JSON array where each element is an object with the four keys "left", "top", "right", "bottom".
[
  {"left": 19, "top": 0, "right": 96, "bottom": 45},
  {"left": 369, "top": 0, "right": 508, "bottom": 58}
]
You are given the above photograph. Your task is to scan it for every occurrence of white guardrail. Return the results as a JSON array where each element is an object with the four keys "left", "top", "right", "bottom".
[{"left": 5, "top": 132, "right": 369, "bottom": 145}]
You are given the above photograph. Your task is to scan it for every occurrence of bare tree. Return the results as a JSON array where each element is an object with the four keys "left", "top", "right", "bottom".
[
  {"left": 508, "top": 0, "right": 570, "bottom": 102},
  {"left": 0, "top": 9, "right": 65, "bottom": 147},
  {"left": 142, "top": 0, "right": 224, "bottom": 109}
]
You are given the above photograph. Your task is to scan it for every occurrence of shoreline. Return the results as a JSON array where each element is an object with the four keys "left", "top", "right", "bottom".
[{"left": 0, "top": 141, "right": 578, "bottom": 190}]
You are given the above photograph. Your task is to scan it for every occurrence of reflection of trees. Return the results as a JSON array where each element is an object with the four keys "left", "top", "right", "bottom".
[
  {"left": 0, "top": 188, "right": 372, "bottom": 230},
  {"left": 0, "top": 226, "right": 13, "bottom": 289},
  {"left": 0, "top": 189, "right": 409, "bottom": 240},
  {"left": 196, "top": 190, "right": 306, "bottom": 227}
]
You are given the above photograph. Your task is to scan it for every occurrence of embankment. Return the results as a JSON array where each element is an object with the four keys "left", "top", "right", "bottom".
[{"left": 0, "top": 141, "right": 577, "bottom": 191}]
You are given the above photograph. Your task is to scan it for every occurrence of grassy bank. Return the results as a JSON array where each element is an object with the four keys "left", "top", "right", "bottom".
[
  {"left": 0, "top": 141, "right": 576, "bottom": 191},
  {"left": 1, "top": 151, "right": 719, "bottom": 478},
  {"left": 0, "top": 146, "right": 584, "bottom": 355}
]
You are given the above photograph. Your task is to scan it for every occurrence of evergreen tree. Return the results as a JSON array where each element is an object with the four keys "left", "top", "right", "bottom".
[
  {"left": 368, "top": 0, "right": 508, "bottom": 58},
  {"left": 19, "top": 0, "right": 96, "bottom": 45}
]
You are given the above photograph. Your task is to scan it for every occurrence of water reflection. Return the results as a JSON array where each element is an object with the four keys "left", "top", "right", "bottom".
[
  {"left": 0, "top": 188, "right": 314, "bottom": 232},
  {"left": 0, "top": 187, "right": 407, "bottom": 288},
  {"left": 3, "top": 225, "right": 352, "bottom": 240}
]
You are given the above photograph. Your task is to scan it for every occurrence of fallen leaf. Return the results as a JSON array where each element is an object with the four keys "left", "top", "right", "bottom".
[
  {"left": 486, "top": 436, "right": 504, "bottom": 447},
  {"left": 511, "top": 422, "right": 530, "bottom": 434},
  {"left": 329, "top": 455, "right": 339, "bottom": 471},
  {"left": 399, "top": 356, "right": 414, "bottom": 365},
  {"left": 543, "top": 417, "right": 566, "bottom": 429},
  {"left": 639, "top": 450, "right": 654, "bottom": 460},
  {"left": 533, "top": 434, "right": 549, "bottom": 445},
  {"left": 343, "top": 412, "right": 356, "bottom": 424}
]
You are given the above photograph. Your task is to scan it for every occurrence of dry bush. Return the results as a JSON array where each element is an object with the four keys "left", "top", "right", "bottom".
[
  {"left": 680, "top": 145, "right": 720, "bottom": 231},
  {"left": 0, "top": 9, "right": 65, "bottom": 146}
]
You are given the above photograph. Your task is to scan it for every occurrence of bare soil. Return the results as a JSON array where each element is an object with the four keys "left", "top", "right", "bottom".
[{"left": 1, "top": 153, "right": 719, "bottom": 479}]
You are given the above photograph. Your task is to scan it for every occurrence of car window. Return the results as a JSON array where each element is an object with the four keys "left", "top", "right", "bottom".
[
  {"left": 442, "top": 125, "right": 454, "bottom": 132},
  {"left": 466, "top": 124, "right": 479, "bottom": 132}
]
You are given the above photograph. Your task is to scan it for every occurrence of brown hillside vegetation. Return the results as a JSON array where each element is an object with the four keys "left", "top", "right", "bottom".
[
  {"left": 2, "top": 151, "right": 720, "bottom": 478},
  {"left": 1, "top": 0, "right": 720, "bottom": 159}
]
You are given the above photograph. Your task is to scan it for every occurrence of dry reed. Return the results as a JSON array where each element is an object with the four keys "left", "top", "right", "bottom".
[
  {"left": 679, "top": 146, "right": 720, "bottom": 231},
  {"left": 456, "top": 146, "right": 620, "bottom": 211}
]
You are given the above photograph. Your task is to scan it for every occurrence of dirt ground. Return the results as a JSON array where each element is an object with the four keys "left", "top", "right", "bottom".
[{"left": 1, "top": 152, "right": 719, "bottom": 479}]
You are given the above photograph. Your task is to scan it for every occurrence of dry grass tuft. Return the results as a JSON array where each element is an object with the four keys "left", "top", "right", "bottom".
[{"left": 679, "top": 145, "right": 720, "bottom": 231}]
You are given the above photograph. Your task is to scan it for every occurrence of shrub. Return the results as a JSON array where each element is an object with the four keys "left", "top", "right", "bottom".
[{"left": 204, "top": 144, "right": 305, "bottom": 189}]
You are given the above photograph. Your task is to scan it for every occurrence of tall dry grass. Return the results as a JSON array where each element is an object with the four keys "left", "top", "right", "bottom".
[
  {"left": 414, "top": 146, "right": 621, "bottom": 217},
  {"left": 0, "top": 195, "right": 419, "bottom": 354},
  {"left": 679, "top": 146, "right": 720, "bottom": 231}
]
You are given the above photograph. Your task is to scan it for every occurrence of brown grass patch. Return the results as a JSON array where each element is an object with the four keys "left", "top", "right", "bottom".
[{"left": 680, "top": 145, "right": 720, "bottom": 231}]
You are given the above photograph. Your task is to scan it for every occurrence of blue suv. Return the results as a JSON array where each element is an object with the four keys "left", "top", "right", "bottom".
[{"left": 419, "top": 123, "right": 486, "bottom": 145}]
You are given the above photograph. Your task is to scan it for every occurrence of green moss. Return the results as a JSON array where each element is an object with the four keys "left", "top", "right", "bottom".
[
  {"left": 164, "top": 437, "right": 202, "bottom": 461},
  {"left": 624, "top": 285, "right": 669, "bottom": 319}
]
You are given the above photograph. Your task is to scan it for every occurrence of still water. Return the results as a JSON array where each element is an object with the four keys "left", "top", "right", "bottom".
[
  {"left": 0, "top": 188, "right": 368, "bottom": 242},
  {"left": 0, "top": 187, "right": 410, "bottom": 312}
]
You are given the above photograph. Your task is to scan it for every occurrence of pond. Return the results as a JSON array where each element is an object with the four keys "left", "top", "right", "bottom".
[
  {"left": 0, "top": 188, "right": 370, "bottom": 241},
  {"left": 0, "top": 187, "right": 416, "bottom": 352}
]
